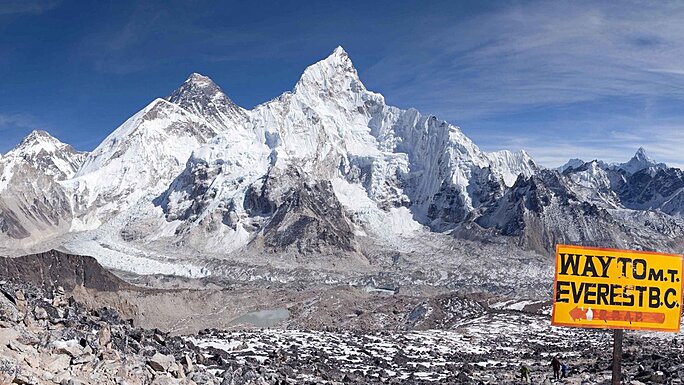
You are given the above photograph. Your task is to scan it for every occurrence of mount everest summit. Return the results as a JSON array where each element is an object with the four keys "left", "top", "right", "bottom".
[{"left": 1, "top": 47, "right": 683, "bottom": 276}]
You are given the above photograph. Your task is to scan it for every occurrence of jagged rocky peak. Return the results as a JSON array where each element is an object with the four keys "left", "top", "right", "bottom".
[
  {"left": 259, "top": 178, "right": 358, "bottom": 255},
  {"left": 3, "top": 130, "right": 85, "bottom": 180},
  {"left": 558, "top": 158, "right": 585, "bottom": 173},
  {"left": 14, "top": 130, "right": 72, "bottom": 155},
  {"left": 167, "top": 72, "right": 247, "bottom": 130},
  {"left": 294, "top": 46, "right": 365, "bottom": 96},
  {"left": 634, "top": 146, "right": 651, "bottom": 161},
  {"left": 169, "top": 73, "right": 229, "bottom": 105},
  {"left": 618, "top": 147, "right": 666, "bottom": 174}
]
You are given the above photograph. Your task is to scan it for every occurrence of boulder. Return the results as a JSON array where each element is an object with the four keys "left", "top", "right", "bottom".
[
  {"left": 98, "top": 325, "right": 112, "bottom": 348},
  {"left": 45, "top": 353, "right": 71, "bottom": 373},
  {"left": 14, "top": 290, "right": 27, "bottom": 313},
  {"left": 148, "top": 353, "right": 176, "bottom": 372},
  {"left": 0, "top": 293, "right": 20, "bottom": 322},
  {"left": 51, "top": 339, "right": 84, "bottom": 358},
  {"left": 651, "top": 371, "right": 666, "bottom": 383},
  {"left": 33, "top": 306, "right": 48, "bottom": 320},
  {"left": 23, "top": 353, "right": 40, "bottom": 368},
  {"left": 181, "top": 354, "right": 194, "bottom": 373}
]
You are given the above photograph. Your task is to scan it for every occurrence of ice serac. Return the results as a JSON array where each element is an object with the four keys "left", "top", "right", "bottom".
[
  {"left": 152, "top": 134, "right": 271, "bottom": 252},
  {"left": 485, "top": 150, "right": 538, "bottom": 187},
  {"left": 167, "top": 73, "right": 248, "bottom": 132},
  {"left": 0, "top": 131, "right": 86, "bottom": 243},
  {"left": 68, "top": 98, "right": 220, "bottom": 226}
]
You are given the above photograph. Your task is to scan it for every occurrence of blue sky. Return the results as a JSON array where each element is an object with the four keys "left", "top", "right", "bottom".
[{"left": 1, "top": 0, "right": 684, "bottom": 168}]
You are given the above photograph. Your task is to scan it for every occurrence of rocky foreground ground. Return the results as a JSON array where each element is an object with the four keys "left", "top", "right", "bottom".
[
  {"left": 0, "top": 279, "right": 233, "bottom": 384},
  {"left": 190, "top": 313, "right": 684, "bottom": 384},
  {"left": 1, "top": 276, "right": 684, "bottom": 384},
  {"left": 0, "top": 250, "right": 683, "bottom": 384}
]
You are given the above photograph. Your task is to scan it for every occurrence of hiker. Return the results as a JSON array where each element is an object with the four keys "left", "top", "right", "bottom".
[
  {"left": 561, "top": 361, "right": 569, "bottom": 378},
  {"left": 519, "top": 364, "right": 530, "bottom": 383},
  {"left": 551, "top": 356, "right": 561, "bottom": 380}
]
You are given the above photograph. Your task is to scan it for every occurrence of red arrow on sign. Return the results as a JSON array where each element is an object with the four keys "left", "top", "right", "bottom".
[{"left": 569, "top": 307, "right": 665, "bottom": 324}]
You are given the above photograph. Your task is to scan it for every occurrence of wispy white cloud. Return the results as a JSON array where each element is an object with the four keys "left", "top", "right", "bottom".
[
  {"left": 360, "top": 1, "right": 684, "bottom": 168},
  {"left": 367, "top": 1, "right": 684, "bottom": 118},
  {"left": 0, "top": 113, "right": 50, "bottom": 154},
  {"left": 475, "top": 121, "right": 684, "bottom": 169},
  {"left": 0, "top": 113, "right": 41, "bottom": 131},
  {"left": 76, "top": 1, "right": 315, "bottom": 75},
  {"left": 0, "top": 0, "right": 61, "bottom": 16}
]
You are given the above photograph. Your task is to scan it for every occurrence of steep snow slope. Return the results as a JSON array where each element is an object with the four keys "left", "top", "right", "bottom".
[
  {"left": 65, "top": 98, "right": 220, "bottom": 228},
  {"left": 485, "top": 150, "right": 537, "bottom": 187},
  {"left": 563, "top": 160, "right": 621, "bottom": 208}
]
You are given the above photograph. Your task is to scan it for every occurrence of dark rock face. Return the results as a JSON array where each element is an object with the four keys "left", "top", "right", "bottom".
[
  {"left": 166, "top": 73, "right": 247, "bottom": 131},
  {"left": 243, "top": 175, "right": 279, "bottom": 217},
  {"left": 261, "top": 180, "right": 357, "bottom": 254},
  {"left": 614, "top": 167, "right": 684, "bottom": 214},
  {"left": 0, "top": 250, "right": 129, "bottom": 292},
  {"left": 154, "top": 157, "right": 217, "bottom": 224},
  {"left": 474, "top": 170, "right": 642, "bottom": 254},
  {"left": 0, "top": 204, "right": 30, "bottom": 239}
]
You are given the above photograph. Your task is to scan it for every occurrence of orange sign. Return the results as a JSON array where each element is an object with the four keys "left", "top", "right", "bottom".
[{"left": 552, "top": 244, "right": 683, "bottom": 332}]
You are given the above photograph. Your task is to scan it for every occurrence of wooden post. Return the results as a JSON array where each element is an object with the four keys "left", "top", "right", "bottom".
[{"left": 612, "top": 329, "right": 623, "bottom": 385}]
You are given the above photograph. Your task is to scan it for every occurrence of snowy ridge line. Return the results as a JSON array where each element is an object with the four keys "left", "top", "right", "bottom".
[{"left": 2, "top": 46, "right": 683, "bottom": 277}]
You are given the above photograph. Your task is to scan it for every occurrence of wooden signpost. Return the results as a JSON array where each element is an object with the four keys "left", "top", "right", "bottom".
[{"left": 551, "top": 245, "right": 684, "bottom": 385}]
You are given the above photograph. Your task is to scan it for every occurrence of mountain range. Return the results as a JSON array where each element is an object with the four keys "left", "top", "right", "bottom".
[{"left": 1, "top": 47, "right": 683, "bottom": 278}]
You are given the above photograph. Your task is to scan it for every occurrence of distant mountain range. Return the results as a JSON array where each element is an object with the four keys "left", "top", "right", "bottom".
[{"left": 2, "top": 47, "right": 683, "bottom": 275}]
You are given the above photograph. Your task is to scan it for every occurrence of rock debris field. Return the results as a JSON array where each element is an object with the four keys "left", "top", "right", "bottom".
[
  {"left": 191, "top": 312, "right": 684, "bottom": 384},
  {"left": 1, "top": 277, "right": 684, "bottom": 384}
]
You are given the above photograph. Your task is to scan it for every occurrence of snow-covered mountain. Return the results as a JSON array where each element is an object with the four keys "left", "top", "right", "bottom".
[
  {"left": 1, "top": 47, "right": 682, "bottom": 271},
  {"left": 0, "top": 131, "right": 85, "bottom": 242},
  {"left": 616, "top": 147, "right": 667, "bottom": 174},
  {"left": 167, "top": 73, "right": 248, "bottom": 132},
  {"left": 0, "top": 130, "right": 85, "bottom": 189},
  {"left": 469, "top": 148, "right": 684, "bottom": 253},
  {"left": 65, "top": 98, "right": 220, "bottom": 229}
]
